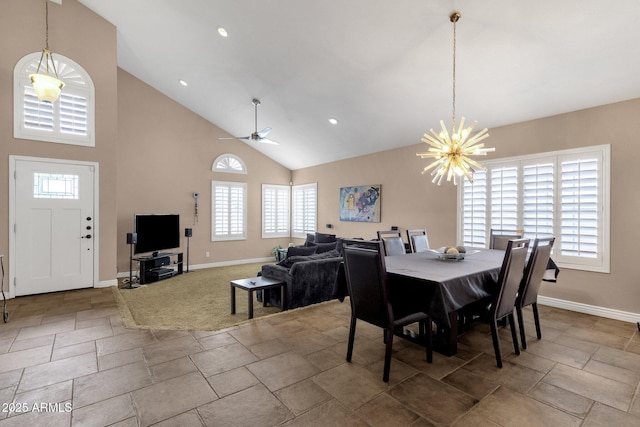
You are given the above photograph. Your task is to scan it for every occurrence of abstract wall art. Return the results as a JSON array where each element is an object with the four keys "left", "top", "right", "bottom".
[{"left": 339, "top": 185, "right": 381, "bottom": 222}]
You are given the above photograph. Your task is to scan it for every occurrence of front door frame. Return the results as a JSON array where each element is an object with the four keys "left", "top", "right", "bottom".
[{"left": 8, "top": 155, "right": 100, "bottom": 299}]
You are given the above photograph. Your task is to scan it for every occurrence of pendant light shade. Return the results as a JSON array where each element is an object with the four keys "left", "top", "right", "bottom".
[{"left": 30, "top": 1, "right": 64, "bottom": 102}]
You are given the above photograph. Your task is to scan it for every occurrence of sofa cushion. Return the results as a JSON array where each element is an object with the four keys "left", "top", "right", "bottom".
[
  {"left": 315, "top": 232, "right": 337, "bottom": 243},
  {"left": 286, "top": 245, "right": 317, "bottom": 257},
  {"left": 276, "top": 249, "right": 340, "bottom": 269}
]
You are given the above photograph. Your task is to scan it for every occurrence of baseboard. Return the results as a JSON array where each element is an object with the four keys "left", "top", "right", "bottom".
[
  {"left": 538, "top": 296, "right": 640, "bottom": 324},
  {"left": 116, "top": 257, "right": 274, "bottom": 278},
  {"left": 97, "top": 279, "right": 118, "bottom": 288}
]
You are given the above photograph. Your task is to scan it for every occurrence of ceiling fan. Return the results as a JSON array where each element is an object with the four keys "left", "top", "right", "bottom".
[{"left": 219, "top": 98, "right": 279, "bottom": 145}]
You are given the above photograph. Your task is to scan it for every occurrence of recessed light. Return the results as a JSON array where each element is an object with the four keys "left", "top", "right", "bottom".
[
  {"left": 328, "top": 118, "right": 338, "bottom": 125},
  {"left": 217, "top": 27, "right": 228, "bottom": 37},
  {"left": 179, "top": 79, "right": 188, "bottom": 87}
]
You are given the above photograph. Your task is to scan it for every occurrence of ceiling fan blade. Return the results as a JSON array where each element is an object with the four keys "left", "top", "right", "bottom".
[
  {"left": 259, "top": 137, "right": 279, "bottom": 146},
  {"left": 256, "top": 127, "right": 272, "bottom": 138},
  {"left": 218, "top": 136, "right": 250, "bottom": 140}
]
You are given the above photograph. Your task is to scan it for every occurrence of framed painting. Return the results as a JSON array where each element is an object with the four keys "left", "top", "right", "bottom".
[{"left": 339, "top": 185, "right": 381, "bottom": 222}]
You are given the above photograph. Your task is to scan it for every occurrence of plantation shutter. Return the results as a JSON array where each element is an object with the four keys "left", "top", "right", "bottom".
[
  {"left": 15, "top": 53, "right": 94, "bottom": 146},
  {"left": 560, "top": 158, "right": 599, "bottom": 258},
  {"left": 462, "top": 171, "right": 487, "bottom": 247},
  {"left": 59, "top": 93, "right": 88, "bottom": 135},
  {"left": 212, "top": 181, "right": 246, "bottom": 241},
  {"left": 523, "top": 162, "right": 554, "bottom": 238},
  {"left": 262, "top": 184, "right": 290, "bottom": 238},
  {"left": 490, "top": 166, "right": 518, "bottom": 230},
  {"left": 292, "top": 183, "right": 317, "bottom": 238},
  {"left": 459, "top": 145, "right": 609, "bottom": 273},
  {"left": 23, "top": 87, "right": 54, "bottom": 131}
]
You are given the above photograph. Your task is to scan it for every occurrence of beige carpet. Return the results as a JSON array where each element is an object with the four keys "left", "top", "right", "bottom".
[{"left": 112, "top": 262, "right": 282, "bottom": 331}]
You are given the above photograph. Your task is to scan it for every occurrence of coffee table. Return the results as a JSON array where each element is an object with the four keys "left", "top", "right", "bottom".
[{"left": 230, "top": 276, "right": 287, "bottom": 319}]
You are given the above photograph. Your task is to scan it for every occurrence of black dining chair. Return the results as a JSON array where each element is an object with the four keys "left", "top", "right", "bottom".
[
  {"left": 516, "top": 237, "right": 555, "bottom": 349},
  {"left": 406, "top": 229, "right": 430, "bottom": 253},
  {"left": 489, "top": 229, "right": 524, "bottom": 250},
  {"left": 341, "top": 239, "right": 432, "bottom": 382},
  {"left": 377, "top": 230, "right": 406, "bottom": 256},
  {"left": 488, "top": 238, "right": 529, "bottom": 368}
]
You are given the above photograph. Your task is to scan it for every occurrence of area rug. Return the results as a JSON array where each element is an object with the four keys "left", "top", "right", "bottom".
[{"left": 112, "top": 262, "right": 282, "bottom": 331}]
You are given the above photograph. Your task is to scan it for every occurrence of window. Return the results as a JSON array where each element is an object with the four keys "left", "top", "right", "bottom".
[
  {"left": 262, "top": 184, "right": 290, "bottom": 238},
  {"left": 33, "top": 173, "right": 79, "bottom": 199},
  {"left": 212, "top": 181, "right": 247, "bottom": 241},
  {"left": 14, "top": 52, "right": 95, "bottom": 147},
  {"left": 459, "top": 145, "right": 610, "bottom": 272},
  {"left": 212, "top": 154, "right": 247, "bottom": 174},
  {"left": 292, "top": 183, "right": 317, "bottom": 238}
]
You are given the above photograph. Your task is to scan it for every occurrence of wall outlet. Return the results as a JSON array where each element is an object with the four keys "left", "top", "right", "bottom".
[{"left": 205, "top": 251, "right": 210, "bottom": 258}]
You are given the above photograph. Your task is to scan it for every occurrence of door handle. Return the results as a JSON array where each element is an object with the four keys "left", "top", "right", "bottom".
[{"left": 81, "top": 235, "right": 92, "bottom": 239}]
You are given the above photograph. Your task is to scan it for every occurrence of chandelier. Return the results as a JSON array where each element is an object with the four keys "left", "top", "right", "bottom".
[
  {"left": 30, "top": 1, "right": 64, "bottom": 102},
  {"left": 417, "top": 12, "right": 494, "bottom": 185}
]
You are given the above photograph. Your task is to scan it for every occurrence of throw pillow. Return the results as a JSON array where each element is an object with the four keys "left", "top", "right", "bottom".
[
  {"left": 287, "top": 245, "right": 317, "bottom": 257},
  {"left": 315, "top": 232, "right": 337, "bottom": 243},
  {"left": 313, "top": 241, "right": 338, "bottom": 253},
  {"left": 304, "top": 233, "right": 315, "bottom": 247}
]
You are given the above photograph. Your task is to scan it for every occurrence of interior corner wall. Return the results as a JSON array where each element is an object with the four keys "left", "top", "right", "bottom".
[
  {"left": 116, "top": 69, "right": 291, "bottom": 272},
  {"left": 292, "top": 98, "right": 640, "bottom": 316},
  {"left": 0, "top": 0, "right": 119, "bottom": 284}
]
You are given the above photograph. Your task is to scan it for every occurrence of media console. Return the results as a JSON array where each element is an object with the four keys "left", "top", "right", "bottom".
[{"left": 133, "top": 252, "right": 183, "bottom": 284}]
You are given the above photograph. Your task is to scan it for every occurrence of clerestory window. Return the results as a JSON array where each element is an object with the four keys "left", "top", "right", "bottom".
[{"left": 14, "top": 52, "right": 95, "bottom": 147}]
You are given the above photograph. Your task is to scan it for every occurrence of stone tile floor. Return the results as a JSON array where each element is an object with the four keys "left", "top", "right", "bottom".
[{"left": 0, "top": 286, "right": 638, "bottom": 426}]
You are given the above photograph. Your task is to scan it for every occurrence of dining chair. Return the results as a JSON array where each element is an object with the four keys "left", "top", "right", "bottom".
[
  {"left": 406, "top": 229, "right": 430, "bottom": 253},
  {"left": 515, "top": 237, "right": 555, "bottom": 349},
  {"left": 341, "top": 239, "right": 432, "bottom": 382},
  {"left": 488, "top": 238, "right": 530, "bottom": 368},
  {"left": 376, "top": 230, "right": 406, "bottom": 256},
  {"left": 489, "top": 229, "right": 524, "bottom": 250}
]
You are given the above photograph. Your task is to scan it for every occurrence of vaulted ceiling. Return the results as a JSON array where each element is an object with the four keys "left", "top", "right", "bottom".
[{"left": 78, "top": 0, "right": 640, "bottom": 170}]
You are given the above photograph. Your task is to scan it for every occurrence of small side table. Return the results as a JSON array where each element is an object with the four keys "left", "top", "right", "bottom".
[{"left": 230, "top": 276, "right": 287, "bottom": 319}]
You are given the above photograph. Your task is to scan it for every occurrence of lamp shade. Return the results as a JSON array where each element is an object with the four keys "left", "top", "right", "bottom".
[{"left": 30, "top": 73, "right": 65, "bottom": 102}]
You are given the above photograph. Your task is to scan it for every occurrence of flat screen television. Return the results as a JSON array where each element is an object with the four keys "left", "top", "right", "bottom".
[{"left": 134, "top": 214, "right": 180, "bottom": 255}]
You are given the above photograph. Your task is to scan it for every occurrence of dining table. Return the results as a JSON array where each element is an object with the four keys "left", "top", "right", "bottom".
[{"left": 383, "top": 248, "right": 505, "bottom": 355}]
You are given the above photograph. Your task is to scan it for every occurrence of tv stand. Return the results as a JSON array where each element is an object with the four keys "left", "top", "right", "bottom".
[{"left": 133, "top": 252, "right": 183, "bottom": 284}]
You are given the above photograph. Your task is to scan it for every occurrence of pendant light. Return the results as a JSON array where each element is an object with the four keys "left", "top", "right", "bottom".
[
  {"left": 417, "top": 12, "right": 494, "bottom": 185},
  {"left": 30, "top": 1, "right": 65, "bottom": 102}
]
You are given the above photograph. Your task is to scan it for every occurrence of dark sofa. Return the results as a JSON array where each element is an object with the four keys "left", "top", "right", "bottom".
[{"left": 260, "top": 233, "right": 343, "bottom": 309}]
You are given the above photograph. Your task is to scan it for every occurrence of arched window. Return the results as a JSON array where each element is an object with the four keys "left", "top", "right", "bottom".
[
  {"left": 212, "top": 154, "right": 247, "bottom": 174},
  {"left": 14, "top": 52, "right": 95, "bottom": 147}
]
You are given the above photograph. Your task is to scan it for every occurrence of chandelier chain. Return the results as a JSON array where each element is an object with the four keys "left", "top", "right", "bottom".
[
  {"left": 452, "top": 16, "right": 457, "bottom": 129},
  {"left": 45, "top": 0, "right": 49, "bottom": 50}
]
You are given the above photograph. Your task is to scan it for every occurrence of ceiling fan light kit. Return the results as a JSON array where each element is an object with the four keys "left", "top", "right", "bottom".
[
  {"left": 417, "top": 11, "right": 494, "bottom": 186},
  {"left": 219, "top": 98, "right": 279, "bottom": 145}
]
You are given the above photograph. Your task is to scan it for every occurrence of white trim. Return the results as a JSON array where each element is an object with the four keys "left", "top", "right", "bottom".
[
  {"left": 538, "top": 296, "right": 640, "bottom": 324},
  {"left": 14, "top": 52, "right": 95, "bottom": 147},
  {"left": 212, "top": 153, "right": 247, "bottom": 174},
  {"left": 458, "top": 144, "right": 610, "bottom": 273},
  {"left": 9, "top": 155, "right": 100, "bottom": 299},
  {"left": 262, "top": 183, "right": 291, "bottom": 238},
  {"left": 211, "top": 180, "right": 247, "bottom": 241},
  {"left": 97, "top": 279, "right": 117, "bottom": 288}
]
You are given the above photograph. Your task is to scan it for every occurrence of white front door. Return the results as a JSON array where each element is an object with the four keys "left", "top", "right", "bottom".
[{"left": 12, "top": 158, "right": 97, "bottom": 296}]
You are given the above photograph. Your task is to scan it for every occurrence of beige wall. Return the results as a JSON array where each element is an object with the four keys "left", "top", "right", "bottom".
[
  {"left": 3, "top": 0, "right": 639, "bottom": 316},
  {"left": 116, "top": 70, "right": 292, "bottom": 272},
  {"left": 294, "top": 99, "right": 640, "bottom": 315},
  {"left": 0, "top": 0, "right": 118, "bottom": 284}
]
